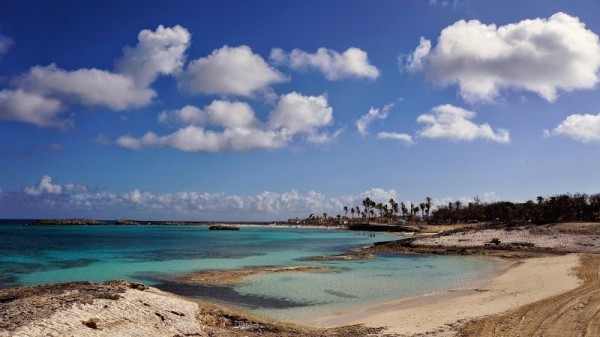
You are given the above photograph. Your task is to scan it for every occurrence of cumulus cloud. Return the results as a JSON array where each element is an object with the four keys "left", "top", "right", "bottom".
[
  {"left": 377, "top": 132, "right": 413, "bottom": 145},
  {"left": 546, "top": 113, "right": 600, "bottom": 143},
  {"left": 13, "top": 64, "right": 155, "bottom": 111},
  {"left": 179, "top": 45, "right": 286, "bottom": 97},
  {"left": 271, "top": 47, "right": 380, "bottom": 80},
  {"left": 118, "top": 92, "right": 335, "bottom": 152},
  {"left": 0, "top": 33, "right": 14, "bottom": 57},
  {"left": 3, "top": 25, "right": 188, "bottom": 128},
  {"left": 23, "top": 175, "right": 89, "bottom": 196},
  {"left": 159, "top": 105, "right": 206, "bottom": 125},
  {"left": 269, "top": 92, "right": 333, "bottom": 134},
  {"left": 117, "top": 126, "right": 283, "bottom": 152},
  {"left": 0, "top": 89, "right": 67, "bottom": 128},
  {"left": 205, "top": 100, "right": 259, "bottom": 129},
  {"left": 417, "top": 104, "right": 510, "bottom": 143},
  {"left": 406, "top": 12, "right": 600, "bottom": 102},
  {"left": 356, "top": 102, "right": 395, "bottom": 135},
  {"left": 115, "top": 25, "right": 191, "bottom": 86},
  {"left": 23, "top": 175, "right": 63, "bottom": 195}
]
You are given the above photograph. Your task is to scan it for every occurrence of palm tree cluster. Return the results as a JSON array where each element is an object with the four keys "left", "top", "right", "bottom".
[
  {"left": 344, "top": 197, "right": 433, "bottom": 223},
  {"left": 431, "top": 193, "right": 600, "bottom": 225}
]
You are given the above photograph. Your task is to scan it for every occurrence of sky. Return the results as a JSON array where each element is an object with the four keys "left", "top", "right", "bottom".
[{"left": 1, "top": 0, "right": 600, "bottom": 220}]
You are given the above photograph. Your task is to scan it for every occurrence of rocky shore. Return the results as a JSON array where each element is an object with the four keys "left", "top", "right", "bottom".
[
  {"left": 364, "top": 222, "right": 600, "bottom": 258},
  {"left": 0, "top": 281, "right": 383, "bottom": 337}
]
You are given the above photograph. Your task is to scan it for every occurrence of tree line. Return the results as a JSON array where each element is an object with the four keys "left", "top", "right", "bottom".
[
  {"left": 291, "top": 192, "right": 600, "bottom": 226},
  {"left": 431, "top": 193, "right": 600, "bottom": 225}
]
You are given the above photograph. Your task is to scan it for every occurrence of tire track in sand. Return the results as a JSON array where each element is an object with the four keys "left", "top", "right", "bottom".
[{"left": 457, "top": 254, "right": 600, "bottom": 337}]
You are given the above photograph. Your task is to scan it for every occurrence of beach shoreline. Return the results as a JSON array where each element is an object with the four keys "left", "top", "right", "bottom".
[
  {"left": 310, "top": 253, "right": 582, "bottom": 336},
  {"left": 2, "top": 222, "right": 600, "bottom": 336}
]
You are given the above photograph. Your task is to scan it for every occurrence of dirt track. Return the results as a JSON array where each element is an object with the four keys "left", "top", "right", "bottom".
[{"left": 457, "top": 254, "right": 600, "bottom": 337}]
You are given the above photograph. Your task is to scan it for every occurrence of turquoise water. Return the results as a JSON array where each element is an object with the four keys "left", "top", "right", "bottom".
[{"left": 0, "top": 222, "right": 500, "bottom": 323}]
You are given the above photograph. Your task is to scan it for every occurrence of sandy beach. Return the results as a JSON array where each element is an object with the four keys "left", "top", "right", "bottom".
[{"left": 313, "top": 254, "right": 582, "bottom": 336}]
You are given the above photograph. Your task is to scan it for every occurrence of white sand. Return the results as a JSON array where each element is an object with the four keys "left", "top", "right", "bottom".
[{"left": 312, "top": 254, "right": 582, "bottom": 336}]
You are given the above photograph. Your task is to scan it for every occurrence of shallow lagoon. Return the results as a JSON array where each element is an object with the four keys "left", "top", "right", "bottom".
[{"left": 0, "top": 223, "right": 500, "bottom": 322}]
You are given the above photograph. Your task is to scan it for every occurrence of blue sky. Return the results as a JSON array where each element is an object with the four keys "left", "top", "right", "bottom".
[{"left": 1, "top": 0, "right": 600, "bottom": 220}]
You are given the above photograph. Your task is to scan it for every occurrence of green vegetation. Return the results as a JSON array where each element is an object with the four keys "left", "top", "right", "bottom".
[
  {"left": 431, "top": 193, "right": 600, "bottom": 225},
  {"left": 293, "top": 193, "right": 600, "bottom": 226}
]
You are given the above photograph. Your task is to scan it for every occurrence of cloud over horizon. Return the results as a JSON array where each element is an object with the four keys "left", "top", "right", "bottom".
[
  {"left": 7, "top": 175, "right": 406, "bottom": 220},
  {"left": 406, "top": 12, "right": 600, "bottom": 103}
]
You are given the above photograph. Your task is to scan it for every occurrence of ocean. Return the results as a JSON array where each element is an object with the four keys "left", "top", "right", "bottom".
[{"left": 0, "top": 221, "right": 500, "bottom": 323}]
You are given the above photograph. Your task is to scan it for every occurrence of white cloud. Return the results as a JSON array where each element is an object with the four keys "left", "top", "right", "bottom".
[
  {"left": 205, "top": 100, "right": 259, "bottom": 129},
  {"left": 115, "top": 25, "right": 191, "bottom": 86},
  {"left": 64, "top": 183, "right": 88, "bottom": 192},
  {"left": 0, "top": 89, "right": 67, "bottom": 128},
  {"left": 16, "top": 175, "right": 401, "bottom": 218},
  {"left": 159, "top": 101, "right": 258, "bottom": 128},
  {"left": 23, "top": 175, "right": 62, "bottom": 195},
  {"left": 546, "top": 113, "right": 600, "bottom": 143},
  {"left": 4, "top": 25, "right": 189, "bottom": 128},
  {"left": 159, "top": 105, "right": 206, "bottom": 125},
  {"left": 179, "top": 45, "right": 286, "bottom": 97},
  {"left": 481, "top": 192, "right": 500, "bottom": 203},
  {"left": 118, "top": 92, "right": 335, "bottom": 152},
  {"left": 407, "top": 12, "right": 600, "bottom": 102},
  {"left": 271, "top": 47, "right": 380, "bottom": 80},
  {"left": 377, "top": 132, "right": 413, "bottom": 145},
  {"left": 403, "top": 37, "right": 431, "bottom": 73},
  {"left": 269, "top": 92, "right": 333, "bottom": 135},
  {"left": 417, "top": 104, "right": 510, "bottom": 143},
  {"left": 356, "top": 102, "right": 395, "bottom": 135},
  {"left": 13, "top": 64, "right": 155, "bottom": 111},
  {"left": 117, "top": 126, "right": 284, "bottom": 152},
  {"left": 0, "top": 33, "right": 14, "bottom": 57}
]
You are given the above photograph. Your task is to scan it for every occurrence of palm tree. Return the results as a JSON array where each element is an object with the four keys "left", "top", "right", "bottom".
[
  {"left": 350, "top": 207, "right": 355, "bottom": 219},
  {"left": 362, "top": 198, "right": 372, "bottom": 219},
  {"left": 343, "top": 206, "right": 348, "bottom": 217},
  {"left": 425, "top": 197, "right": 432, "bottom": 216},
  {"left": 400, "top": 202, "right": 407, "bottom": 219},
  {"left": 419, "top": 202, "right": 426, "bottom": 218}
]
